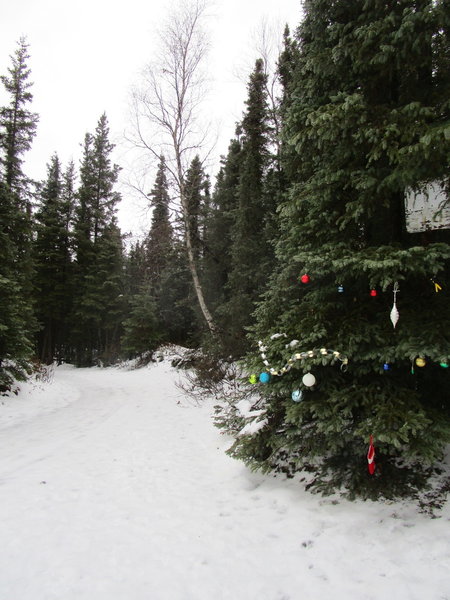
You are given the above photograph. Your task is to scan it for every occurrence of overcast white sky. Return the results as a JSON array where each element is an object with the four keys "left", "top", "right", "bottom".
[{"left": 0, "top": 0, "right": 302, "bottom": 237}]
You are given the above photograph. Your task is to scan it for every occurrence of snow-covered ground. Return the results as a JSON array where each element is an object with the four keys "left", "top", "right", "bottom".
[{"left": 0, "top": 355, "right": 449, "bottom": 600}]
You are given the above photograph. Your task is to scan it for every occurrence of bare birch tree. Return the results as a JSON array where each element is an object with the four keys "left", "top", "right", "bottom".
[{"left": 129, "top": 0, "right": 218, "bottom": 336}]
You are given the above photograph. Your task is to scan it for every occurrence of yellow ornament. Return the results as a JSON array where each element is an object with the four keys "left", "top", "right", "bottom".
[{"left": 415, "top": 357, "right": 426, "bottom": 368}]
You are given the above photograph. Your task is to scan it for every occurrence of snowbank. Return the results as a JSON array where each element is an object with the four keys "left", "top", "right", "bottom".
[{"left": 0, "top": 358, "right": 448, "bottom": 600}]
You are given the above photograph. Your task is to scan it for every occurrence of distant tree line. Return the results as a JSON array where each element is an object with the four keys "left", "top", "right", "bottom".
[{"left": 0, "top": 33, "right": 283, "bottom": 382}]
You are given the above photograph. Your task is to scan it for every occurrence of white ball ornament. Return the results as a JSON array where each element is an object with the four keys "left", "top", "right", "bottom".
[{"left": 302, "top": 372, "right": 316, "bottom": 387}]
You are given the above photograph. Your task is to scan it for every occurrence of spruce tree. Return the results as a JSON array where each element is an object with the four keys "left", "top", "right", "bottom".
[
  {"left": 71, "top": 114, "right": 124, "bottom": 366},
  {"left": 227, "top": 0, "right": 450, "bottom": 499},
  {"left": 224, "top": 59, "right": 274, "bottom": 355},
  {"left": 0, "top": 38, "right": 38, "bottom": 388},
  {"left": 121, "top": 291, "right": 162, "bottom": 359},
  {"left": 124, "top": 241, "right": 148, "bottom": 298},
  {"left": 157, "top": 238, "right": 200, "bottom": 345},
  {"left": 34, "top": 154, "right": 74, "bottom": 363},
  {"left": 94, "top": 221, "right": 126, "bottom": 363},
  {"left": 122, "top": 158, "right": 173, "bottom": 358},
  {"left": 0, "top": 183, "right": 33, "bottom": 391},
  {"left": 183, "top": 155, "right": 210, "bottom": 261},
  {"left": 145, "top": 156, "right": 173, "bottom": 288},
  {"left": 0, "top": 38, "right": 39, "bottom": 195},
  {"left": 203, "top": 137, "right": 242, "bottom": 325}
]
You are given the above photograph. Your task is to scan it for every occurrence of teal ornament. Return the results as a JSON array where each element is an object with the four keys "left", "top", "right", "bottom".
[
  {"left": 440, "top": 362, "right": 449, "bottom": 369},
  {"left": 291, "top": 389, "right": 303, "bottom": 402},
  {"left": 259, "top": 372, "right": 271, "bottom": 384}
]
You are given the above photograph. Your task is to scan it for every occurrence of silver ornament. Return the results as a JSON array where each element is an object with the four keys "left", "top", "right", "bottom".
[
  {"left": 390, "top": 282, "right": 400, "bottom": 328},
  {"left": 390, "top": 304, "right": 399, "bottom": 328}
]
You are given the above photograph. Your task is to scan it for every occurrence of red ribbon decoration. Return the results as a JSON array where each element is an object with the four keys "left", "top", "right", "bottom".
[{"left": 367, "top": 435, "right": 376, "bottom": 475}]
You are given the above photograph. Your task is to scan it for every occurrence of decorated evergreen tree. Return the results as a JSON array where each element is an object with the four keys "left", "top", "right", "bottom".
[{"left": 226, "top": 0, "right": 450, "bottom": 499}]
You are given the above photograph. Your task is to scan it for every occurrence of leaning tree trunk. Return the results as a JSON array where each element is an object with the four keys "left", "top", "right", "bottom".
[{"left": 179, "top": 181, "right": 218, "bottom": 337}]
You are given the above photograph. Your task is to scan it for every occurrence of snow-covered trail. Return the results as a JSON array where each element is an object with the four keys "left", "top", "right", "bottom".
[{"left": 0, "top": 361, "right": 449, "bottom": 600}]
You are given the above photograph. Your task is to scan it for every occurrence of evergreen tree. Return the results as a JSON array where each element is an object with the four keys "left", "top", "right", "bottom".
[
  {"left": 277, "top": 25, "right": 298, "bottom": 111},
  {"left": 157, "top": 238, "right": 201, "bottom": 345},
  {"left": 121, "top": 289, "right": 162, "bottom": 359},
  {"left": 224, "top": 59, "right": 274, "bottom": 354},
  {"left": 125, "top": 241, "right": 148, "bottom": 298},
  {"left": 123, "top": 157, "right": 174, "bottom": 357},
  {"left": 0, "top": 182, "right": 33, "bottom": 391},
  {"left": 227, "top": 0, "right": 450, "bottom": 499},
  {"left": 183, "top": 155, "right": 210, "bottom": 260},
  {"left": 145, "top": 156, "right": 173, "bottom": 288},
  {"left": 94, "top": 221, "right": 126, "bottom": 363},
  {"left": 122, "top": 156, "right": 201, "bottom": 354},
  {"left": 0, "top": 38, "right": 39, "bottom": 194},
  {"left": 34, "top": 154, "right": 74, "bottom": 363},
  {"left": 71, "top": 114, "right": 124, "bottom": 366},
  {"left": 203, "top": 137, "right": 242, "bottom": 322},
  {"left": 0, "top": 38, "right": 38, "bottom": 388}
]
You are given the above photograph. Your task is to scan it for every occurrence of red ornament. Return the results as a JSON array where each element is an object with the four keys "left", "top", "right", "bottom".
[
  {"left": 367, "top": 435, "right": 376, "bottom": 475},
  {"left": 370, "top": 289, "right": 378, "bottom": 297},
  {"left": 300, "top": 274, "right": 310, "bottom": 284}
]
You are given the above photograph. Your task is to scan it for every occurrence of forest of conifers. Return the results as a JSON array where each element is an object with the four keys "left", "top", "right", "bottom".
[{"left": 1, "top": 0, "right": 449, "bottom": 497}]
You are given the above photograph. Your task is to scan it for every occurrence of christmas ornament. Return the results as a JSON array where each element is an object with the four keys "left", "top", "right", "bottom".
[
  {"left": 249, "top": 374, "right": 258, "bottom": 384},
  {"left": 440, "top": 362, "right": 449, "bottom": 368},
  {"left": 430, "top": 278, "right": 442, "bottom": 292},
  {"left": 390, "top": 282, "right": 400, "bottom": 328},
  {"left": 415, "top": 357, "right": 426, "bottom": 368},
  {"left": 300, "top": 274, "right": 310, "bottom": 284},
  {"left": 367, "top": 435, "right": 376, "bottom": 475},
  {"left": 259, "top": 372, "right": 271, "bottom": 383},
  {"left": 337, "top": 285, "right": 344, "bottom": 293},
  {"left": 370, "top": 289, "right": 378, "bottom": 297},
  {"left": 302, "top": 372, "right": 316, "bottom": 387},
  {"left": 258, "top": 338, "right": 348, "bottom": 377},
  {"left": 291, "top": 389, "right": 303, "bottom": 402},
  {"left": 383, "top": 363, "right": 391, "bottom": 371}
]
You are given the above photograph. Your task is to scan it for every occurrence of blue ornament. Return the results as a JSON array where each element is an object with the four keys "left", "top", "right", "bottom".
[
  {"left": 338, "top": 285, "right": 344, "bottom": 293},
  {"left": 291, "top": 389, "right": 303, "bottom": 402},
  {"left": 383, "top": 363, "right": 391, "bottom": 371},
  {"left": 259, "top": 372, "right": 271, "bottom": 383}
]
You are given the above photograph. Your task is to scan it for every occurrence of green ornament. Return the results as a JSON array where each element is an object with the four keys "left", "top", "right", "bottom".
[
  {"left": 439, "top": 362, "right": 449, "bottom": 369},
  {"left": 249, "top": 374, "right": 258, "bottom": 384}
]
